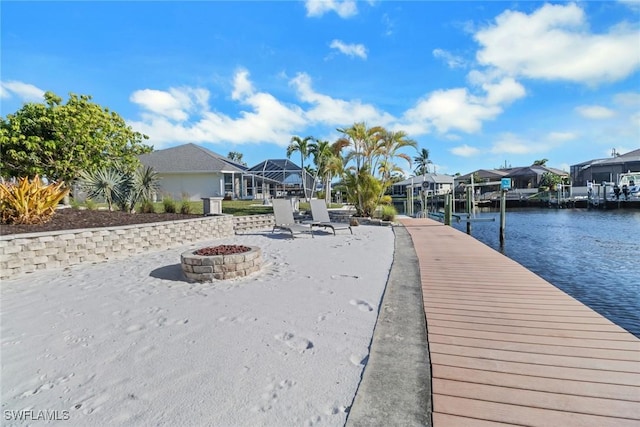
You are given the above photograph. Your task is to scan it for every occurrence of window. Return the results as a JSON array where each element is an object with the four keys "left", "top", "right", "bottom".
[{"left": 224, "top": 174, "right": 233, "bottom": 194}]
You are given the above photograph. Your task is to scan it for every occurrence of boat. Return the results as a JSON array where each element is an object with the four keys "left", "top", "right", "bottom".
[{"left": 609, "top": 171, "right": 640, "bottom": 200}]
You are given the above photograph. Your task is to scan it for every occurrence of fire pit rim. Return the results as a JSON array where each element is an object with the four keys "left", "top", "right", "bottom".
[{"left": 180, "top": 245, "right": 262, "bottom": 281}]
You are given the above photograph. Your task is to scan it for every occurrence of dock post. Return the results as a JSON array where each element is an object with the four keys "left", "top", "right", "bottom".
[
  {"left": 499, "top": 189, "right": 507, "bottom": 245},
  {"left": 466, "top": 186, "right": 472, "bottom": 235},
  {"left": 444, "top": 193, "right": 452, "bottom": 226}
]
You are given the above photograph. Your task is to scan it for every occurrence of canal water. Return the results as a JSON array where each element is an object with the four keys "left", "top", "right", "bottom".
[{"left": 450, "top": 208, "right": 640, "bottom": 337}]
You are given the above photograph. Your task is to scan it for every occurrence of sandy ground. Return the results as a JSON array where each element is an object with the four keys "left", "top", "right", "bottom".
[{"left": 1, "top": 225, "right": 395, "bottom": 427}]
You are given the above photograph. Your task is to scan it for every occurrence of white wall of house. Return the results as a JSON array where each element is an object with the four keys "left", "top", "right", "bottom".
[{"left": 157, "top": 173, "right": 223, "bottom": 201}]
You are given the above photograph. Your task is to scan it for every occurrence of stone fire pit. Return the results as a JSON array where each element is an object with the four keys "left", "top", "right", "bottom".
[{"left": 181, "top": 245, "right": 262, "bottom": 281}]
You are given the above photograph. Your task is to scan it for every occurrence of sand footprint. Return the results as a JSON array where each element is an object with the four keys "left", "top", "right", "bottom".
[
  {"left": 251, "top": 378, "right": 296, "bottom": 413},
  {"left": 21, "top": 382, "right": 54, "bottom": 397},
  {"left": 125, "top": 324, "right": 145, "bottom": 334},
  {"left": 274, "top": 332, "right": 313, "bottom": 353},
  {"left": 349, "top": 299, "right": 374, "bottom": 312}
]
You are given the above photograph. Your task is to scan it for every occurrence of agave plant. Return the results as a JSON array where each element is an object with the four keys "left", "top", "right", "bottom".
[
  {"left": 0, "top": 176, "right": 69, "bottom": 224},
  {"left": 124, "top": 166, "right": 160, "bottom": 213},
  {"left": 79, "top": 167, "right": 126, "bottom": 211},
  {"left": 79, "top": 165, "right": 160, "bottom": 213}
]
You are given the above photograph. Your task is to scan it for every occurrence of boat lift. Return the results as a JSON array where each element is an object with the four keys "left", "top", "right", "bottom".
[{"left": 428, "top": 186, "right": 495, "bottom": 234}]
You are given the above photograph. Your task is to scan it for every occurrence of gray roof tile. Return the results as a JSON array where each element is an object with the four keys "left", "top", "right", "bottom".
[{"left": 139, "top": 143, "right": 246, "bottom": 173}]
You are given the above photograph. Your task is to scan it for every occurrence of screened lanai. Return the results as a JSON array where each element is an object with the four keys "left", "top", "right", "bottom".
[{"left": 247, "top": 159, "right": 315, "bottom": 199}]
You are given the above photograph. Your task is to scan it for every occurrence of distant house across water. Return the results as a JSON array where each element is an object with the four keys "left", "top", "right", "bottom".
[
  {"left": 455, "top": 165, "right": 568, "bottom": 196},
  {"left": 570, "top": 149, "right": 640, "bottom": 186}
]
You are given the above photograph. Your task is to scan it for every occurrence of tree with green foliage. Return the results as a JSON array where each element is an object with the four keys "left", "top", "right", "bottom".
[
  {"left": 414, "top": 148, "right": 432, "bottom": 176},
  {"left": 335, "top": 123, "right": 414, "bottom": 217},
  {"left": 0, "top": 91, "right": 152, "bottom": 187},
  {"left": 539, "top": 172, "right": 567, "bottom": 191},
  {"left": 532, "top": 158, "right": 548, "bottom": 166},
  {"left": 227, "top": 151, "right": 247, "bottom": 166},
  {"left": 376, "top": 129, "right": 416, "bottom": 200},
  {"left": 286, "top": 135, "right": 313, "bottom": 202},
  {"left": 335, "top": 123, "right": 383, "bottom": 215}
]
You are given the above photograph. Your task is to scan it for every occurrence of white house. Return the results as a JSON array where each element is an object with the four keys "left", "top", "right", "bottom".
[
  {"left": 139, "top": 143, "right": 249, "bottom": 201},
  {"left": 391, "top": 173, "right": 455, "bottom": 198}
]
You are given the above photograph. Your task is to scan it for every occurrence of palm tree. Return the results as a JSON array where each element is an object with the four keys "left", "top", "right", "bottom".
[
  {"left": 321, "top": 139, "right": 348, "bottom": 204},
  {"left": 336, "top": 122, "right": 383, "bottom": 175},
  {"left": 287, "top": 135, "right": 313, "bottom": 201},
  {"left": 414, "top": 148, "right": 431, "bottom": 176},
  {"left": 532, "top": 158, "right": 548, "bottom": 166},
  {"left": 336, "top": 123, "right": 418, "bottom": 216},
  {"left": 309, "top": 139, "right": 331, "bottom": 200},
  {"left": 376, "top": 129, "right": 416, "bottom": 205},
  {"left": 336, "top": 123, "right": 388, "bottom": 214}
]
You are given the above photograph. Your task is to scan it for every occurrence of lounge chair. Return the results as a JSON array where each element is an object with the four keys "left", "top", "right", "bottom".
[
  {"left": 271, "top": 199, "right": 314, "bottom": 238},
  {"left": 309, "top": 199, "right": 352, "bottom": 235}
]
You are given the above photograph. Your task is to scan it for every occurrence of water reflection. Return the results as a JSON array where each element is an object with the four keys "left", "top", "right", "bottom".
[{"left": 451, "top": 209, "right": 640, "bottom": 337}]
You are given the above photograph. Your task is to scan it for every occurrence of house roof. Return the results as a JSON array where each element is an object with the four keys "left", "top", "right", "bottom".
[
  {"left": 571, "top": 148, "right": 640, "bottom": 168},
  {"left": 139, "top": 143, "right": 247, "bottom": 174},
  {"left": 248, "top": 159, "right": 313, "bottom": 185},
  {"left": 597, "top": 148, "right": 640, "bottom": 165},
  {"left": 456, "top": 169, "right": 510, "bottom": 182},
  {"left": 394, "top": 173, "right": 455, "bottom": 187},
  {"left": 507, "top": 165, "right": 568, "bottom": 177}
]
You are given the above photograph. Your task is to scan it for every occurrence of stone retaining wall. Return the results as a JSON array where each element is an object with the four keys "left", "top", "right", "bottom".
[
  {"left": 0, "top": 215, "right": 237, "bottom": 280},
  {"left": 232, "top": 214, "right": 275, "bottom": 233}
]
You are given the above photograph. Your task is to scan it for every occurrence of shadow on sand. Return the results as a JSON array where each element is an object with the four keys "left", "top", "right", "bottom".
[{"left": 150, "top": 264, "right": 187, "bottom": 282}]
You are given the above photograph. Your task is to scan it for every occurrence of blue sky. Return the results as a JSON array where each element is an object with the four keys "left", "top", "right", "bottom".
[{"left": 2, "top": 1, "right": 639, "bottom": 176}]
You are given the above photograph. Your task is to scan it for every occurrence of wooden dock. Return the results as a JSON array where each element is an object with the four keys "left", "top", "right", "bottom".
[{"left": 399, "top": 218, "right": 640, "bottom": 427}]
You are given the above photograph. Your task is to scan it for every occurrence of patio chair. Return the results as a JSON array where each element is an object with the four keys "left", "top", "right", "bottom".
[
  {"left": 271, "top": 199, "right": 314, "bottom": 238},
  {"left": 309, "top": 199, "right": 352, "bottom": 235}
]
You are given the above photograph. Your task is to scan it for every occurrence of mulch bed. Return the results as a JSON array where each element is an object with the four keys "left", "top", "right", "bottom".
[{"left": 0, "top": 209, "right": 202, "bottom": 236}]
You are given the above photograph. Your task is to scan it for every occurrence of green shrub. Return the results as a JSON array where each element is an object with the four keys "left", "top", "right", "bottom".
[
  {"left": 179, "top": 199, "right": 192, "bottom": 214},
  {"left": 379, "top": 205, "right": 397, "bottom": 222},
  {"left": 70, "top": 198, "right": 82, "bottom": 210},
  {"left": 84, "top": 198, "right": 97, "bottom": 210},
  {"left": 139, "top": 199, "right": 156, "bottom": 213},
  {"left": 163, "top": 197, "right": 176, "bottom": 213}
]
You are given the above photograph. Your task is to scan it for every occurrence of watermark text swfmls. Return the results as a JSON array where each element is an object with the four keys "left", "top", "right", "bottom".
[{"left": 4, "top": 409, "right": 70, "bottom": 421}]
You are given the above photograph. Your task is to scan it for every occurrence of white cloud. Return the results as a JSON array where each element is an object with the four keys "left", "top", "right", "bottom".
[
  {"left": 575, "top": 105, "right": 616, "bottom": 119},
  {"left": 130, "top": 89, "right": 188, "bottom": 121},
  {"left": 432, "top": 49, "right": 466, "bottom": 69},
  {"left": 614, "top": 92, "right": 640, "bottom": 107},
  {"left": 290, "top": 72, "right": 394, "bottom": 126},
  {"left": 618, "top": 0, "right": 640, "bottom": 11},
  {"left": 129, "top": 70, "right": 307, "bottom": 148},
  {"left": 381, "top": 13, "right": 394, "bottom": 36},
  {"left": 490, "top": 133, "right": 539, "bottom": 155},
  {"left": 329, "top": 40, "right": 367, "bottom": 59},
  {"left": 0, "top": 80, "right": 45, "bottom": 102},
  {"left": 482, "top": 77, "right": 526, "bottom": 106},
  {"left": 451, "top": 144, "right": 480, "bottom": 157},
  {"left": 547, "top": 132, "right": 577, "bottom": 142},
  {"left": 474, "top": 3, "right": 640, "bottom": 85},
  {"left": 305, "top": 0, "right": 357, "bottom": 18},
  {"left": 401, "top": 84, "right": 516, "bottom": 135},
  {"left": 231, "top": 69, "right": 255, "bottom": 100}
]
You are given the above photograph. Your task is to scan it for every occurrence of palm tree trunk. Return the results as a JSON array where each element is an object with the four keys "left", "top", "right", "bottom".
[{"left": 300, "top": 154, "right": 308, "bottom": 202}]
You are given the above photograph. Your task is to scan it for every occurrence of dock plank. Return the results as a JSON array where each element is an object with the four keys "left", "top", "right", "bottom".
[
  {"left": 400, "top": 218, "right": 640, "bottom": 426},
  {"left": 433, "top": 365, "right": 640, "bottom": 401}
]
